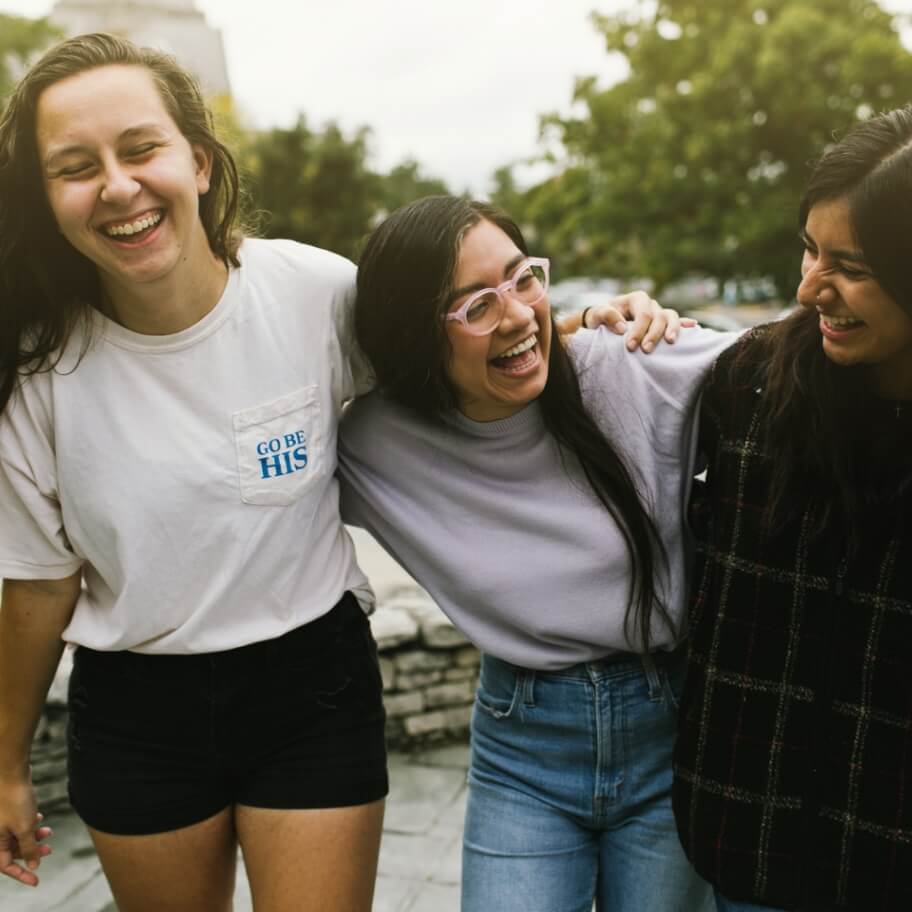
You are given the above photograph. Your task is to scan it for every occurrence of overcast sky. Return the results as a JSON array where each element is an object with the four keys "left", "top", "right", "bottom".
[{"left": 3, "top": 0, "right": 911, "bottom": 194}]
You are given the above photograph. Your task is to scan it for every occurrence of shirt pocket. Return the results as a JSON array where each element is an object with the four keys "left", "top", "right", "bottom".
[{"left": 233, "top": 386, "right": 323, "bottom": 506}]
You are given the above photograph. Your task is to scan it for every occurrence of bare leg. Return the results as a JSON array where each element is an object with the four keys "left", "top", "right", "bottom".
[
  {"left": 88, "top": 806, "right": 237, "bottom": 912},
  {"left": 236, "top": 800, "right": 385, "bottom": 912}
]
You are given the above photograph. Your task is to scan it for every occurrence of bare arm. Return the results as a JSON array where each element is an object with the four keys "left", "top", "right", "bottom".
[{"left": 0, "top": 572, "right": 80, "bottom": 887}]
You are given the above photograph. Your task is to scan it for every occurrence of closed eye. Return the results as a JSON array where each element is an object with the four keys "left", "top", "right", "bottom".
[
  {"left": 838, "top": 264, "right": 870, "bottom": 280},
  {"left": 59, "top": 162, "right": 94, "bottom": 178},
  {"left": 126, "top": 143, "right": 158, "bottom": 158}
]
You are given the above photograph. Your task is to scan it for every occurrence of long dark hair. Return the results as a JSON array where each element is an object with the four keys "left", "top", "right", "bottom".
[
  {"left": 736, "top": 106, "right": 912, "bottom": 538},
  {"left": 356, "top": 196, "right": 670, "bottom": 653},
  {"left": 0, "top": 32, "right": 245, "bottom": 416}
]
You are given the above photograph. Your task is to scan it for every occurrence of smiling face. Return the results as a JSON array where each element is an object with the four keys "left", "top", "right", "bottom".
[
  {"left": 444, "top": 219, "right": 552, "bottom": 421},
  {"left": 797, "top": 197, "right": 912, "bottom": 398},
  {"left": 35, "top": 64, "right": 214, "bottom": 305}
]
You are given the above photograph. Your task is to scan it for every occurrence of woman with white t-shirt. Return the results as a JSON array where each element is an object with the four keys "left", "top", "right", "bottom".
[
  {"left": 0, "top": 33, "right": 388, "bottom": 912},
  {"left": 0, "top": 33, "right": 673, "bottom": 910}
]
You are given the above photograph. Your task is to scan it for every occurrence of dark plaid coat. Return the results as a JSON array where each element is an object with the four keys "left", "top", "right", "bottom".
[{"left": 673, "top": 333, "right": 912, "bottom": 911}]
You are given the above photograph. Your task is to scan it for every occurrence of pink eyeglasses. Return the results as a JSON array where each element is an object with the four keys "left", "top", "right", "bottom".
[{"left": 445, "top": 257, "right": 550, "bottom": 336}]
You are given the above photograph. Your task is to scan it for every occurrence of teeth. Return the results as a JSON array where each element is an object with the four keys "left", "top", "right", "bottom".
[
  {"left": 105, "top": 212, "right": 161, "bottom": 237},
  {"left": 497, "top": 335, "right": 537, "bottom": 359},
  {"left": 823, "top": 315, "right": 863, "bottom": 329}
]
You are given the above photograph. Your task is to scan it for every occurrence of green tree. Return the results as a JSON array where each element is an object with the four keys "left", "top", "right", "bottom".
[
  {"left": 495, "top": 0, "right": 912, "bottom": 296},
  {"left": 378, "top": 159, "right": 449, "bottom": 217},
  {"left": 0, "top": 13, "right": 60, "bottom": 102},
  {"left": 242, "top": 118, "right": 449, "bottom": 261},
  {"left": 243, "top": 117, "right": 380, "bottom": 260}
]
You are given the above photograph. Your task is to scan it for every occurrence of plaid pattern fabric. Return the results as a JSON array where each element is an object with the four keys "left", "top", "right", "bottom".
[{"left": 672, "top": 333, "right": 912, "bottom": 911}]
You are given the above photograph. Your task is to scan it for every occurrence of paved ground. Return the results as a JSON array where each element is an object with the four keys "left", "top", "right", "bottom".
[{"left": 0, "top": 744, "right": 469, "bottom": 912}]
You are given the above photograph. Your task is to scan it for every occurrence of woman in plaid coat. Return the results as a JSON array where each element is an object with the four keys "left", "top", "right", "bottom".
[{"left": 673, "top": 107, "right": 912, "bottom": 911}]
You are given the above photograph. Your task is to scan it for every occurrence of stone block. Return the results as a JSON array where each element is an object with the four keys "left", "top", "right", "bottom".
[
  {"left": 384, "top": 691, "right": 425, "bottom": 718},
  {"left": 444, "top": 705, "right": 473, "bottom": 731},
  {"left": 454, "top": 646, "right": 481, "bottom": 668},
  {"left": 379, "top": 656, "right": 396, "bottom": 691},
  {"left": 424, "top": 681, "right": 475, "bottom": 709},
  {"left": 444, "top": 666, "right": 478, "bottom": 683},
  {"left": 394, "top": 649, "right": 452, "bottom": 673},
  {"left": 403, "top": 710, "right": 449, "bottom": 738},
  {"left": 369, "top": 606, "right": 419, "bottom": 652},
  {"left": 396, "top": 670, "right": 444, "bottom": 690},
  {"left": 388, "top": 592, "right": 469, "bottom": 649}
]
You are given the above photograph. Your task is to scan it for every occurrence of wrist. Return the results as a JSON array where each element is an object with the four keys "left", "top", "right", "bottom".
[
  {"left": 0, "top": 755, "right": 31, "bottom": 781},
  {"left": 580, "top": 306, "right": 592, "bottom": 330}
]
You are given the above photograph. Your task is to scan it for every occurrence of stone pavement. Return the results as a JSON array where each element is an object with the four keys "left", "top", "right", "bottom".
[{"left": 0, "top": 744, "right": 469, "bottom": 912}]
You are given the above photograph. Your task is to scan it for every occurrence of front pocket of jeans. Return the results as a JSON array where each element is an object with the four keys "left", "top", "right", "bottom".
[
  {"left": 475, "top": 662, "right": 521, "bottom": 720},
  {"left": 233, "top": 387, "right": 322, "bottom": 506}
]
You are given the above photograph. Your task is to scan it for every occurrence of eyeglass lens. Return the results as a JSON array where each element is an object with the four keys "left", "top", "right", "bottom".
[{"left": 465, "top": 262, "right": 548, "bottom": 333}]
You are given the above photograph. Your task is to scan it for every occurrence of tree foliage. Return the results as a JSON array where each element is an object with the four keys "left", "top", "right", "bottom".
[
  {"left": 241, "top": 118, "right": 449, "bottom": 261},
  {"left": 494, "top": 0, "right": 912, "bottom": 296},
  {"left": 0, "top": 13, "right": 61, "bottom": 102}
]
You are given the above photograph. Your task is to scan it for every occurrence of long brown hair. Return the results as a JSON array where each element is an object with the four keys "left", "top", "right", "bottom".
[
  {"left": 356, "top": 196, "right": 671, "bottom": 653},
  {"left": 736, "top": 106, "right": 912, "bottom": 540},
  {"left": 0, "top": 32, "right": 244, "bottom": 415}
]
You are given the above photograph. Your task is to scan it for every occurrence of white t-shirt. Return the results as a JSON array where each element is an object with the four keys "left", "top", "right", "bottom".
[{"left": 0, "top": 238, "right": 372, "bottom": 654}]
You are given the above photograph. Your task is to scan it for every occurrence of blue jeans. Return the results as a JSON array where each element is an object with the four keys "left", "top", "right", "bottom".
[
  {"left": 714, "top": 892, "right": 783, "bottom": 912},
  {"left": 462, "top": 650, "right": 712, "bottom": 912}
]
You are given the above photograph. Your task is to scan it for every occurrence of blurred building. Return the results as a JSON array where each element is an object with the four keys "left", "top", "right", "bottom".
[{"left": 49, "top": 0, "right": 230, "bottom": 96}]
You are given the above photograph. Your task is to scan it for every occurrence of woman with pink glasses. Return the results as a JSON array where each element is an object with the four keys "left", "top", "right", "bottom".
[{"left": 338, "top": 196, "right": 735, "bottom": 910}]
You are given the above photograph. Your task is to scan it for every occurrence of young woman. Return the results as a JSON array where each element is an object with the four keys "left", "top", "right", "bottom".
[
  {"left": 0, "top": 33, "right": 672, "bottom": 908},
  {"left": 673, "top": 107, "right": 912, "bottom": 912},
  {"left": 0, "top": 33, "right": 388, "bottom": 912},
  {"left": 337, "top": 195, "right": 737, "bottom": 911}
]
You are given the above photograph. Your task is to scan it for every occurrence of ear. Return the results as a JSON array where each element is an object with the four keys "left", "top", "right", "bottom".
[{"left": 192, "top": 143, "right": 214, "bottom": 195}]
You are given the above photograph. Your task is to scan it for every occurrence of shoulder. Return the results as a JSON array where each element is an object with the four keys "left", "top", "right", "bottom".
[
  {"left": 567, "top": 326, "right": 629, "bottom": 373},
  {"left": 704, "top": 323, "right": 773, "bottom": 397},
  {"left": 339, "top": 390, "right": 436, "bottom": 455},
  {"left": 238, "top": 237, "right": 356, "bottom": 292},
  {"left": 340, "top": 391, "right": 396, "bottom": 442},
  {"left": 571, "top": 324, "right": 740, "bottom": 411}
]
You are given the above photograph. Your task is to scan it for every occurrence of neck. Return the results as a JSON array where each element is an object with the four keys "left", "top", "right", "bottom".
[{"left": 100, "top": 234, "right": 229, "bottom": 335}]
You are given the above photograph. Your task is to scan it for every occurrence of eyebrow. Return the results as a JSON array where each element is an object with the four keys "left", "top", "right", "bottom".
[
  {"left": 799, "top": 229, "right": 867, "bottom": 264},
  {"left": 44, "top": 124, "right": 166, "bottom": 169},
  {"left": 448, "top": 253, "right": 527, "bottom": 302}
]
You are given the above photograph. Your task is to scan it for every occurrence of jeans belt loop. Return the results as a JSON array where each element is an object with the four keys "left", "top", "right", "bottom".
[
  {"left": 639, "top": 651, "right": 662, "bottom": 701},
  {"left": 521, "top": 669, "right": 536, "bottom": 707}
]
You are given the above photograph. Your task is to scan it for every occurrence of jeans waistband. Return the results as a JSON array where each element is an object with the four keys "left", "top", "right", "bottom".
[{"left": 483, "top": 644, "right": 684, "bottom": 698}]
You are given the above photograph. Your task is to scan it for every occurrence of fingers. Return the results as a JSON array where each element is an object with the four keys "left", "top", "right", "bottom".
[
  {"left": 587, "top": 305, "right": 626, "bottom": 333},
  {"left": 626, "top": 298, "right": 664, "bottom": 352},
  {"left": 662, "top": 308, "right": 682, "bottom": 343},
  {"left": 0, "top": 854, "right": 40, "bottom": 888},
  {"left": 14, "top": 825, "right": 41, "bottom": 873}
]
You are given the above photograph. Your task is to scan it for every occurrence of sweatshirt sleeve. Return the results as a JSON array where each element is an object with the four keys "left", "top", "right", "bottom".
[
  {"left": 0, "top": 380, "right": 83, "bottom": 580},
  {"left": 572, "top": 324, "right": 741, "bottom": 415}
]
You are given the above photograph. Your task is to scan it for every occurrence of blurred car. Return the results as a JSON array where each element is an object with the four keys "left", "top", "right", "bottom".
[{"left": 548, "top": 278, "right": 624, "bottom": 316}]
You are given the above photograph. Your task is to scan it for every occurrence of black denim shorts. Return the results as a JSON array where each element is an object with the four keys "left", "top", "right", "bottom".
[{"left": 67, "top": 592, "right": 388, "bottom": 835}]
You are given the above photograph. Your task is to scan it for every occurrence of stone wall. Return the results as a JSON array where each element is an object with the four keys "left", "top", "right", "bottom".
[
  {"left": 371, "top": 587, "right": 479, "bottom": 746},
  {"left": 31, "top": 586, "right": 479, "bottom": 813}
]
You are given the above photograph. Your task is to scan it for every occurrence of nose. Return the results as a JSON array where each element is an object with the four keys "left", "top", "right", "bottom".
[
  {"left": 795, "top": 258, "right": 831, "bottom": 309},
  {"left": 99, "top": 159, "right": 141, "bottom": 206},
  {"left": 497, "top": 292, "right": 537, "bottom": 333}
]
